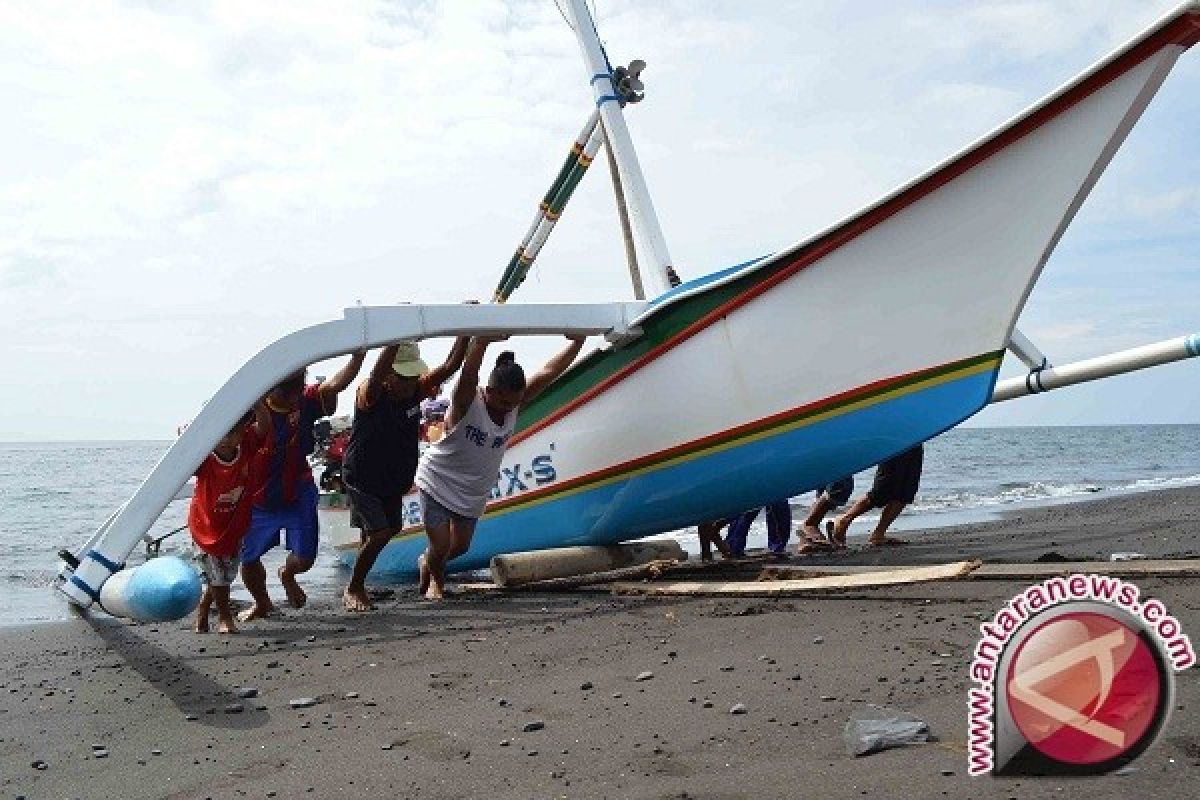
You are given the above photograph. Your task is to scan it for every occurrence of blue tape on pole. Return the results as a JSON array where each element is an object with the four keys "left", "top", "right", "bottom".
[
  {"left": 1186, "top": 333, "right": 1200, "bottom": 358},
  {"left": 85, "top": 549, "right": 124, "bottom": 574},
  {"left": 69, "top": 575, "right": 101, "bottom": 603},
  {"left": 596, "top": 94, "right": 619, "bottom": 107}
]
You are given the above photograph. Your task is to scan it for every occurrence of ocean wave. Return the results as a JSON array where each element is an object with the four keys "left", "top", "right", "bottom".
[
  {"left": 652, "top": 473, "right": 1200, "bottom": 541},
  {"left": 910, "top": 474, "right": 1200, "bottom": 515},
  {"left": 1129, "top": 473, "right": 1200, "bottom": 490}
]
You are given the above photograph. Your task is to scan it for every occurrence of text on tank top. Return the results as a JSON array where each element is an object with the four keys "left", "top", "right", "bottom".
[{"left": 415, "top": 390, "right": 517, "bottom": 518}]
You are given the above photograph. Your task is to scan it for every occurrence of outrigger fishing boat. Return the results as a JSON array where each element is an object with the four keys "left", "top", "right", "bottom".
[{"left": 57, "top": 1, "right": 1200, "bottom": 617}]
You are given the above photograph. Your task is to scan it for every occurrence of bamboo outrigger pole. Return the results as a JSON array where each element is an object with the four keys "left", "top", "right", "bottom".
[
  {"left": 991, "top": 332, "right": 1200, "bottom": 403},
  {"left": 562, "top": 0, "right": 677, "bottom": 296},
  {"left": 57, "top": 301, "right": 648, "bottom": 611},
  {"left": 494, "top": 111, "right": 603, "bottom": 302}
]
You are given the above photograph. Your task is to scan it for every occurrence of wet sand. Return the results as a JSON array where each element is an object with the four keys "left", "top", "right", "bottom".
[{"left": 2, "top": 486, "right": 1199, "bottom": 799}]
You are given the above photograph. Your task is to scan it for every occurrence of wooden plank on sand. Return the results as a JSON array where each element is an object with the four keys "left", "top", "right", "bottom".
[
  {"left": 974, "top": 559, "right": 1200, "bottom": 579},
  {"left": 607, "top": 560, "right": 982, "bottom": 597},
  {"left": 759, "top": 559, "right": 1200, "bottom": 582}
]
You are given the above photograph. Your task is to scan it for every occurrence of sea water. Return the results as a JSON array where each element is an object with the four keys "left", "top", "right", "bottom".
[{"left": 2, "top": 425, "right": 1199, "bottom": 625}]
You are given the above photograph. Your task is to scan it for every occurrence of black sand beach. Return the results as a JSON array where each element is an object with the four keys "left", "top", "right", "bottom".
[{"left": 3, "top": 486, "right": 1199, "bottom": 799}]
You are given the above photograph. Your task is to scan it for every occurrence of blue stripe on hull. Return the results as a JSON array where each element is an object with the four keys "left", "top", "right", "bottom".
[{"left": 340, "top": 366, "right": 998, "bottom": 578}]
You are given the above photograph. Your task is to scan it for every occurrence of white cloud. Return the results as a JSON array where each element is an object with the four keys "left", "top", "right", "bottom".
[{"left": 901, "top": 0, "right": 1166, "bottom": 61}]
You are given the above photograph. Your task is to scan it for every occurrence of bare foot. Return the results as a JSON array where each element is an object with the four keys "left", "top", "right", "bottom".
[
  {"left": 343, "top": 586, "right": 373, "bottom": 612},
  {"left": 238, "top": 602, "right": 275, "bottom": 622},
  {"left": 194, "top": 616, "right": 210, "bottom": 634},
  {"left": 423, "top": 585, "right": 444, "bottom": 602},
  {"left": 827, "top": 519, "right": 848, "bottom": 548},
  {"left": 417, "top": 554, "right": 430, "bottom": 596},
  {"left": 217, "top": 617, "right": 238, "bottom": 634},
  {"left": 801, "top": 523, "right": 823, "bottom": 543},
  {"left": 279, "top": 567, "right": 307, "bottom": 609}
]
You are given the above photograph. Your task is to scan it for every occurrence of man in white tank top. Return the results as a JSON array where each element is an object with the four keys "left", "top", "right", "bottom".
[{"left": 415, "top": 334, "right": 586, "bottom": 600}]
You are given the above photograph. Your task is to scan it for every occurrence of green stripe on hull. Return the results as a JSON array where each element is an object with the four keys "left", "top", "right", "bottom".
[{"left": 518, "top": 255, "right": 799, "bottom": 434}]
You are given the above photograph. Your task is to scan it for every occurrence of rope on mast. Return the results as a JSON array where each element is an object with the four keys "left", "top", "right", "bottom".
[{"left": 601, "top": 118, "right": 644, "bottom": 300}]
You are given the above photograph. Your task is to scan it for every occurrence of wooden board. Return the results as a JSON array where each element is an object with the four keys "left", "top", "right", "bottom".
[
  {"left": 975, "top": 559, "right": 1200, "bottom": 579},
  {"left": 606, "top": 560, "right": 981, "bottom": 597},
  {"left": 758, "top": 559, "right": 1200, "bottom": 582}
]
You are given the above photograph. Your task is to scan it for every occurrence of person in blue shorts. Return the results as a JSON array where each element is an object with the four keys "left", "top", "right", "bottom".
[{"left": 240, "top": 353, "right": 365, "bottom": 621}]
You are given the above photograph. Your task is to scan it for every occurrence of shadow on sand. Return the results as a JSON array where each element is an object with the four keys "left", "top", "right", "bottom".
[{"left": 79, "top": 611, "right": 271, "bottom": 731}]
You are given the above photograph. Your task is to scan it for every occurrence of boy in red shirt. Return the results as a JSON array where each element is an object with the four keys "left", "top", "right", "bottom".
[{"left": 190, "top": 414, "right": 258, "bottom": 633}]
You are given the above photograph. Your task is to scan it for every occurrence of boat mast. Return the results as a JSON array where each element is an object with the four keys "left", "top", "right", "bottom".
[{"left": 562, "top": 0, "right": 676, "bottom": 295}]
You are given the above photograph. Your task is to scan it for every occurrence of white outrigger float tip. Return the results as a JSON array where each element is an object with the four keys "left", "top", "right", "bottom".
[{"left": 58, "top": 3, "right": 1200, "bottom": 615}]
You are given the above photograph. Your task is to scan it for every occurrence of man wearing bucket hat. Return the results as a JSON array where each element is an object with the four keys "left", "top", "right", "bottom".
[{"left": 341, "top": 336, "right": 470, "bottom": 611}]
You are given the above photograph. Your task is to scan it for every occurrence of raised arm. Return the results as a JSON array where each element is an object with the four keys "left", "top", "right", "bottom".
[
  {"left": 420, "top": 336, "right": 470, "bottom": 399},
  {"left": 251, "top": 396, "right": 272, "bottom": 441},
  {"left": 446, "top": 337, "right": 496, "bottom": 429},
  {"left": 357, "top": 345, "right": 401, "bottom": 410},
  {"left": 317, "top": 350, "right": 366, "bottom": 413},
  {"left": 523, "top": 335, "right": 587, "bottom": 405}
]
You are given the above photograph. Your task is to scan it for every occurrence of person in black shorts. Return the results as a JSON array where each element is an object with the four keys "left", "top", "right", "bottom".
[
  {"left": 341, "top": 337, "right": 469, "bottom": 611},
  {"left": 828, "top": 444, "right": 924, "bottom": 547}
]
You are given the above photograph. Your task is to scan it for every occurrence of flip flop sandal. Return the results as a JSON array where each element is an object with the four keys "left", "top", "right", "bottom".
[{"left": 824, "top": 520, "right": 847, "bottom": 548}]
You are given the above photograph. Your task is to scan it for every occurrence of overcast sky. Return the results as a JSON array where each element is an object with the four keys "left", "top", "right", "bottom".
[{"left": 1, "top": 0, "right": 1197, "bottom": 441}]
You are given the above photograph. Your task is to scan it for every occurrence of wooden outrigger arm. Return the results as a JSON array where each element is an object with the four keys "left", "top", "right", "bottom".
[
  {"left": 56, "top": 302, "right": 647, "bottom": 610},
  {"left": 1007, "top": 327, "right": 1053, "bottom": 372},
  {"left": 992, "top": 331, "right": 1200, "bottom": 403}
]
